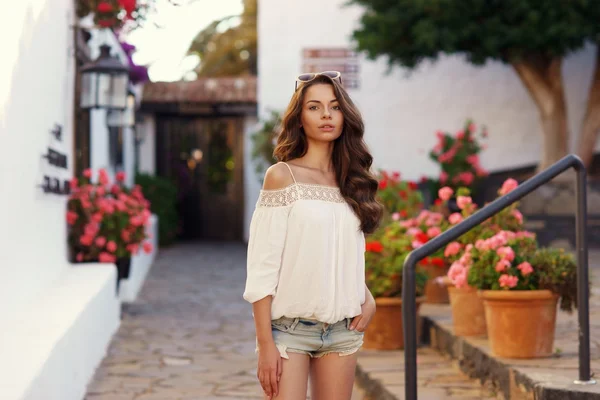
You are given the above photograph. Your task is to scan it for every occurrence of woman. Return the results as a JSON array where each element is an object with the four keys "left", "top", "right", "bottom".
[{"left": 243, "top": 71, "right": 383, "bottom": 400}]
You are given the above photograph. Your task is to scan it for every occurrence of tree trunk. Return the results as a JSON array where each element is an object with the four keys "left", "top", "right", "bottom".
[
  {"left": 512, "top": 57, "right": 569, "bottom": 171},
  {"left": 577, "top": 45, "right": 600, "bottom": 170}
]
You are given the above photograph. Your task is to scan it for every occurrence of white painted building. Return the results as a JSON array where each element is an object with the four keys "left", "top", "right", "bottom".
[
  {"left": 249, "top": 0, "right": 598, "bottom": 239},
  {"left": 0, "top": 2, "right": 156, "bottom": 399}
]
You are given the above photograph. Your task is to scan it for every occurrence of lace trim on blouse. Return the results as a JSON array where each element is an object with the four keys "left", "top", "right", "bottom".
[{"left": 257, "top": 183, "right": 345, "bottom": 207}]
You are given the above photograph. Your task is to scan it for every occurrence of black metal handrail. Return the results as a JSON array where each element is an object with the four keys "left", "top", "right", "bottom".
[{"left": 401, "top": 154, "right": 596, "bottom": 399}]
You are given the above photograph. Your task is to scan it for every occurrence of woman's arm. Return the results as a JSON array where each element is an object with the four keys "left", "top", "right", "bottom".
[{"left": 350, "top": 284, "right": 377, "bottom": 331}]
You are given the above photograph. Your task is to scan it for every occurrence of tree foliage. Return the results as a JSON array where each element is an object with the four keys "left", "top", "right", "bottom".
[
  {"left": 187, "top": 0, "right": 257, "bottom": 77},
  {"left": 351, "top": 0, "right": 599, "bottom": 69}
]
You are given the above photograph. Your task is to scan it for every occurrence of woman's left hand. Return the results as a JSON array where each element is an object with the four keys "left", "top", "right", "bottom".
[{"left": 349, "top": 296, "right": 376, "bottom": 332}]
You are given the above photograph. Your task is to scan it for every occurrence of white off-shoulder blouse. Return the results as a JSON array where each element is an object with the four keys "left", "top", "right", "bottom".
[{"left": 243, "top": 163, "right": 366, "bottom": 324}]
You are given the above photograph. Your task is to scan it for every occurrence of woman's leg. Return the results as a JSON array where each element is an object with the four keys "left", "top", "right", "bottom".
[
  {"left": 270, "top": 352, "right": 311, "bottom": 400},
  {"left": 309, "top": 352, "right": 359, "bottom": 400}
]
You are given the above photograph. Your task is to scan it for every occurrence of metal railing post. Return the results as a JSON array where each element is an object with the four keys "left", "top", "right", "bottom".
[{"left": 401, "top": 154, "right": 596, "bottom": 399}]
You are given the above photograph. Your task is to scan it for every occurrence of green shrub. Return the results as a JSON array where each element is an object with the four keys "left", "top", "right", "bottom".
[{"left": 135, "top": 173, "right": 179, "bottom": 247}]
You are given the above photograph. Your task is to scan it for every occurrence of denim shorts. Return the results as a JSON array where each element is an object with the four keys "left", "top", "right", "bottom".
[{"left": 259, "top": 316, "right": 364, "bottom": 359}]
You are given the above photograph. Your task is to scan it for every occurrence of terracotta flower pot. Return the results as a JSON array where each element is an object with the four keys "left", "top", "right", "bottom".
[
  {"left": 363, "top": 296, "right": 426, "bottom": 350},
  {"left": 448, "top": 286, "right": 486, "bottom": 337},
  {"left": 421, "top": 264, "right": 450, "bottom": 304},
  {"left": 480, "top": 290, "right": 559, "bottom": 358}
]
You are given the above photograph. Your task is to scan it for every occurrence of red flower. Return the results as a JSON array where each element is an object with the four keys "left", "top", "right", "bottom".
[
  {"left": 118, "top": 0, "right": 137, "bottom": 15},
  {"left": 378, "top": 180, "right": 388, "bottom": 190},
  {"left": 434, "top": 199, "right": 442, "bottom": 206},
  {"left": 430, "top": 257, "right": 446, "bottom": 268},
  {"left": 366, "top": 241, "right": 384, "bottom": 253},
  {"left": 399, "top": 190, "right": 407, "bottom": 199},
  {"left": 400, "top": 210, "right": 408, "bottom": 218},
  {"left": 97, "top": 2, "right": 113, "bottom": 13},
  {"left": 415, "top": 232, "right": 429, "bottom": 244},
  {"left": 408, "top": 181, "right": 418, "bottom": 190},
  {"left": 116, "top": 171, "right": 126, "bottom": 182},
  {"left": 418, "top": 257, "right": 430, "bottom": 266}
]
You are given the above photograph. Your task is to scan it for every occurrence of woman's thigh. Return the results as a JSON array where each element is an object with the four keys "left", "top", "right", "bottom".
[
  {"left": 309, "top": 352, "right": 359, "bottom": 400},
  {"left": 271, "top": 352, "right": 311, "bottom": 400}
]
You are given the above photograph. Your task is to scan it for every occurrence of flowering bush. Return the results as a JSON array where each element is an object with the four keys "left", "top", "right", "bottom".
[
  {"left": 429, "top": 119, "right": 489, "bottom": 192},
  {"left": 67, "top": 168, "right": 153, "bottom": 264},
  {"left": 365, "top": 227, "right": 428, "bottom": 298},
  {"left": 441, "top": 178, "right": 524, "bottom": 271},
  {"left": 461, "top": 231, "right": 577, "bottom": 312},
  {"left": 376, "top": 170, "right": 423, "bottom": 219}
]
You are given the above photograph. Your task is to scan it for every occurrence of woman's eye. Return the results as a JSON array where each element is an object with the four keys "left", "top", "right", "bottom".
[
  {"left": 332, "top": 105, "right": 341, "bottom": 110},
  {"left": 309, "top": 106, "right": 318, "bottom": 110}
]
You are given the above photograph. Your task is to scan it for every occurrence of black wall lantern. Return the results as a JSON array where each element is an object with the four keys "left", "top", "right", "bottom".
[{"left": 80, "top": 44, "right": 129, "bottom": 110}]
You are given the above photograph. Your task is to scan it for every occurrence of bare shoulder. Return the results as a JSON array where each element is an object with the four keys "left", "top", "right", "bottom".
[{"left": 263, "top": 163, "right": 294, "bottom": 190}]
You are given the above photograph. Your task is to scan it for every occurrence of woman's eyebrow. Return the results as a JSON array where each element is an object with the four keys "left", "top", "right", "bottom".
[{"left": 306, "top": 99, "right": 338, "bottom": 104}]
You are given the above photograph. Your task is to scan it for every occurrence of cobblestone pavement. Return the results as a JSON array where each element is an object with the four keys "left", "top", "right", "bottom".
[{"left": 85, "top": 242, "right": 497, "bottom": 399}]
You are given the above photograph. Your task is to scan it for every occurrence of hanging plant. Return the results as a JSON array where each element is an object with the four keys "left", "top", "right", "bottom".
[
  {"left": 250, "top": 110, "right": 282, "bottom": 181},
  {"left": 75, "top": 0, "right": 159, "bottom": 30}
]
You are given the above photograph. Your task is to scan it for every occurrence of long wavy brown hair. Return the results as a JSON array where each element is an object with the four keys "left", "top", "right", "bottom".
[{"left": 273, "top": 75, "right": 383, "bottom": 234}]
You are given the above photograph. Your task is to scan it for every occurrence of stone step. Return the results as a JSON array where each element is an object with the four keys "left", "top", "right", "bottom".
[
  {"left": 355, "top": 347, "right": 499, "bottom": 399},
  {"left": 422, "top": 303, "right": 600, "bottom": 400}
]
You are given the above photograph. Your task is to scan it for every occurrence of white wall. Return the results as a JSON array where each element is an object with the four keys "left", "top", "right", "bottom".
[
  {"left": 138, "top": 113, "right": 156, "bottom": 175},
  {"left": 0, "top": 0, "right": 76, "bottom": 322},
  {"left": 0, "top": 2, "right": 121, "bottom": 399},
  {"left": 257, "top": 0, "right": 598, "bottom": 183}
]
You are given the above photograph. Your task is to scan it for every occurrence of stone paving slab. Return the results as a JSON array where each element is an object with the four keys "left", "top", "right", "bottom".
[
  {"left": 84, "top": 242, "right": 497, "bottom": 400},
  {"left": 420, "top": 267, "right": 600, "bottom": 400},
  {"left": 356, "top": 348, "right": 498, "bottom": 399}
]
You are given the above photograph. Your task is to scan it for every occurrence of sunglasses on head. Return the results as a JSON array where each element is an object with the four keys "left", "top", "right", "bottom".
[{"left": 295, "top": 71, "right": 342, "bottom": 91}]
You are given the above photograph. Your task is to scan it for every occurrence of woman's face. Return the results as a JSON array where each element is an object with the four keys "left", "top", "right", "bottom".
[{"left": 300, "top": 83, "right": 344, "bottom": 143}]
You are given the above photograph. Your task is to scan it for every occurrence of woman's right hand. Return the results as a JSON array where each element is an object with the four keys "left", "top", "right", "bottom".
[{"left": 257, "top": 340, "right": 282, "bottom": 399}]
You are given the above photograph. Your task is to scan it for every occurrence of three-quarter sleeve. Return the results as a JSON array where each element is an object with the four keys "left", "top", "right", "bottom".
[{"left": 243, "top": 199, "right": 291, "bottom": 304}]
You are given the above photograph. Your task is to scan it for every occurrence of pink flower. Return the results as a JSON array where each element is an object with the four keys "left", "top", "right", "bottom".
[
  {"left": 448, "top": 261, "right": 468, "bottom": 288},
  {"left": 400, "top": 219, "right": 416, "bottom": 228},
  {"left": 449, "top": 213, "right": 463, "bottom": 224},
  {"left": 127, "top": 244, "right": 139, "bottom": 254},
  {"left": 95, "top": 237, "right": 107, "bottom": 247},
  {"left": 106, "top": 241, "right": 117, "bottom": 253},
  {"left": 412, "top": 240, "right": 424, "bottom": 249},
  {"left": 92, "top": 212, "right": 103, "bottom": 223},
  {"left": 516, "top": 231, "right": 536, "bottom": 239},
  {"left": 512, "top": 209, "right": 523, "bottom": 224},
  {"left": 496, "top": 246, "right": 515, "bottom": 262},
  {"left": 444, "top": 242, "right": 461, "bottom": 257},
  {"left": 116, "top": 171, "right": 126, "bottom": 182},
  {"left": 76, "top": 253, "right": 84, "bottom": 262},
  {"left": 79, "top": 235, "right": 94, "bottom": 246},
  {"left": 96, "top": 186, "right": 106, "bottom": 197},
  {"left": 459, "top": 171, "right": 474, "bottom": 185},
  {"left": 392, "top": 212, "right": 401, "bottom": 221},
  {"left": 121, "top": 230, "right": 132, "bottom": 242},
  {"left": 66, "top": 211, "right": 78, "bottom": 225},
  {"left": 468, "top": 123, "right": 476, "bottom": 132},
  {"left": 517, "top": 262, "right": 534, "bottom": 276},
  {"left": 111, "top": 184, "right": 121, "bottom": 195},
  {"left": 466, "top": 154, "right": 479, "bottom": 165},
  {"left": 99, "top": 252, "right": 116, "bottom": 263},
  {"left": 499, "top": 178, "right": 518, "bottom": 195},
  {"left": 407, "top": 227, "right": 422, "bottom": 236},
  {"left": 495, "top": 259, "right": 511, "bottom": 272},
  {"left": 456, "top": 196, "right": 472, "bottom": 210},
  {"left": 98, "top": 169, "right": 110, "bottom": 186},
  {"left": 440, "top": 171, "right": 448, "bottom": 184},
  {"left": 427, "top": 227, "right": 441, "bottom": 238},
  {"left": 70, "top": 178, "right": 78, "bottom": 190},
  {"left": 499, "top": 274, "right": 518, "bottom": 289},
  {"left": 438, "top": 186, "right": 453, "bottom": 201},
  {"left": 83, "top": 169, "right": 92, "bottom": 179},
  {"left": 456, "top": 130, "right": 465, "bottom": 140},
  {"left": 143, "top": 242, "right": 153, "bottom": 254}
]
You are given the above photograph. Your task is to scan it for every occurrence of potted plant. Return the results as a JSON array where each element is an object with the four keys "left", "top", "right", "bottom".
[
  {"left": 375, "top": 170, "right": 424, "bottom": 221},
  {"left": 363, "top": 223, "right": 428, "bottom": 350},
  {"left": 67, "top": 168, "right": 154, "bottom": 291},
  {"left": 426, "top": 119, "right": 489, "bottom": 210},
  {"left": 466, "top": 230, "right": 577, "bottom": 358},
  {"left": 442, "top": 179, "right": 525, "bottom": 336}
]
